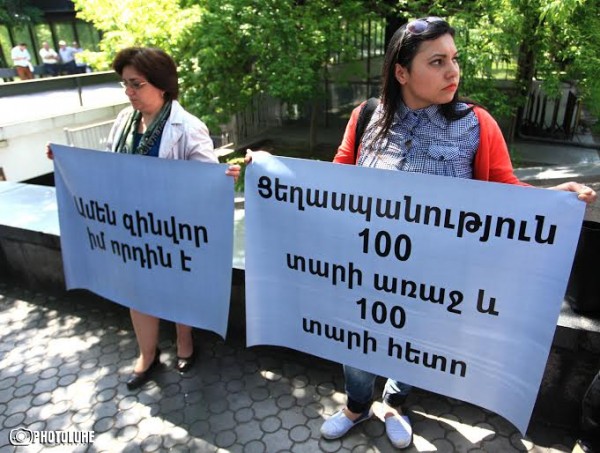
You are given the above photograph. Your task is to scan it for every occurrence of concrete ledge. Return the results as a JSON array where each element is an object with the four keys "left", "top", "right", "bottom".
[
  {"left": 533, "top": 316, "right": 600, "bottom": 430},
  {"left": 0, "top": 101, "right": 128, "bottom": 181},
  {"left": 0, "top": 71, "right": 118, "bottom": 98},
  {"left": 515, "top": 162, "right": 600, "bottom": 185},
  {"left": 0, "top": 224, "right": 65, "bottom": 293}
]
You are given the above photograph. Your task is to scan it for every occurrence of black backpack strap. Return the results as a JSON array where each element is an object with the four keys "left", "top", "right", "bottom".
[{"left": 353, "top": 97, "right": 379, "bottom": 164}]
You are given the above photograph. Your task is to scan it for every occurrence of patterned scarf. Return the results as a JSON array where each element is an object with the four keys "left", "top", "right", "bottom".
[{"left": 115, "top": 101, "right": 172, "bottom": 155}]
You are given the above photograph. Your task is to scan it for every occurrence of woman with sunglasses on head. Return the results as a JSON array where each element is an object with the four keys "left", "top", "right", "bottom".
[
  {"left": 319, "top": 17, "right": 597, "bottom": 449},
  {"left": 49, "top": 47, "right": 240, "bottom": 390}
]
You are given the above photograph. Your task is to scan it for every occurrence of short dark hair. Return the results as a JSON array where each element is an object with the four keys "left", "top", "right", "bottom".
[{"left": 112, "top": 47, "right": 179, "bottom": 101}]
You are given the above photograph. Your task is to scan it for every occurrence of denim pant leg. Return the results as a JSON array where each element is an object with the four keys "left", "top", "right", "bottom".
[
  {"left": 344, "top": 365, "right": 376, "bottom": 414},
  {"left": 382, "top": 379, "right": 412, "bottom": 408}
]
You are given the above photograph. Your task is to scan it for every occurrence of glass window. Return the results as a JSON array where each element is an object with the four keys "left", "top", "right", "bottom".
[
  {"left": 75, "top": 20, "right": 99, "bottom": 51},
  {"left": 0, "top": 25, "right": 11, "bottom": 67},
  {"left": 52, "top": 21, "right": 75, "bottom": 45},
  {"left": 33, "top": 24, "right": 54, "bottom": 65},
  {"left": 12, "top": 25, "right": 33, "bottom": 47},
  {"left": 34, "top": 24, "right": 53, "bottom": 48}
]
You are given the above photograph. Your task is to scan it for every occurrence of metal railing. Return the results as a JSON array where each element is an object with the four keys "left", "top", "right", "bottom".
[
  {"left": 226, "top": 93, "right": 283, "bottom": 148},
  {"left": 520, "top": 82, "right": 583, "bottom": 142},
  {"left": 64, "top": 120, "right": 115, "bottom": 151}
]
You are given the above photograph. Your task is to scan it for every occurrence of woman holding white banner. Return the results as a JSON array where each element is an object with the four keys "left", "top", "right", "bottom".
[
  {"left": 48, "top": 47, "right": 240, "bottom": 390},
  {"left": 324, "top": 17, "right": 597, "bottom": 449},
  {"left": 246, "top": 17, "right": 596, "bottom": 449}
]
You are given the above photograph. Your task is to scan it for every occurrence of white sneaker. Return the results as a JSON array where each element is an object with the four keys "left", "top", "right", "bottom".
[
  {"left": 320, "top": 408, "right": 372, "bottom": 439},
  {"left": 385, "top": 414, "right": 412, "bottom": 448}
]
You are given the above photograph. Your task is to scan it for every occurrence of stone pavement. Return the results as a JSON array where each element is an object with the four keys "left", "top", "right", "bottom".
[{"left": 0, "top": 280, "right": 580, "bottom": 453}]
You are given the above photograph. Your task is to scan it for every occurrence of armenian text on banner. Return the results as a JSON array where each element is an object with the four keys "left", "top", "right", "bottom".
[
  {"left": 52, "top": 144, "right": 234, "bottom": 338},
  {"left": 244, "top": 154, "right": 585, "bottom": 433}
]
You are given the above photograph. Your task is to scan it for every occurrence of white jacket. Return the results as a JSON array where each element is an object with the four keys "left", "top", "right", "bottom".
[{"left": 106, "top": 100, "right": 218, "bottom": 163}]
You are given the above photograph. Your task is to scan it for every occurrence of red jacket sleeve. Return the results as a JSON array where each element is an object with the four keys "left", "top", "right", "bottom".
[
  {"left": 473, "top": 106, "right": 529, "bottom": 186},
  {"left": 332, "top": 103, "right": 363, "bottom": 164}
]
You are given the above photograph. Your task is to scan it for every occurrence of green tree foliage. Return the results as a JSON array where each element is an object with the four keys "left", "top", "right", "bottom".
[
  {"left": 67, "top": 0, "right": 600, "bottom": 140},
  {"left": 177, "top": 2, "right": 256, "bottom": 133},
  {"left": 566, "top": 0, "right": 600, "bottom": 124},
  {"left": 0, "top": 0, "right": 42, "bottom": 26},
  {"left": 178, "top": 0, "right": 369, "bottom": 137},
  {"left": 479, "top": 0, "right": 600, "bottom": 132},
  {"left": 370, "top": 1, "right": 516, "bottom": 119},
  {"left": 0, "top": 0, "right": 42, "bottom": 66},
  {"left": 389, "top": 0, "right": 600, "bottom": 135},
  {"left": 71, "top": 0, "right": 200, "bottom": 70}
]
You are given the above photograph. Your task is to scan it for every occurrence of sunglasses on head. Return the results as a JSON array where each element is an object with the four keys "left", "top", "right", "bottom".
[{"left": 406, "top": 17, "right": 445, "bottom": 35}]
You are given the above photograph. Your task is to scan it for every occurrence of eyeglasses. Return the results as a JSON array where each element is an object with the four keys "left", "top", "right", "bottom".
[
  {"left": 119, "top": 80, "right": 148, "bottom": 90},
  {"left": 406, "top": 17, "right": 444, "bottom": 36}
]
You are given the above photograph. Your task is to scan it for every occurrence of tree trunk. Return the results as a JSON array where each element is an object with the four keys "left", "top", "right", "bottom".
[
  {"left": 308, "top": 98, "right": 318, "bottom": 153},
  {"left": 510, "top": 0, "right": 543, "bottom": 142},
  {"left": 384, "top": 16, "right": 404, "bottom": 52},
  {"left": 513, "top": 39, "right": 537, "bottom": 139}
]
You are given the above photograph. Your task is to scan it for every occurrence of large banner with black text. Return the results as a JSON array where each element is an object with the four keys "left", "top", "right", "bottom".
[
  {"left": 52, "top": 144, "right": 234, "bottom": 338},
  {"left": 244, "top": 154, "right": 585, "bottom": 432}
]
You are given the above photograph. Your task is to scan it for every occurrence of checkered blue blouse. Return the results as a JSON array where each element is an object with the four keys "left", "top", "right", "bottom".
[{"left": 357, "top": 102, "right": 480, "bottom": 179}]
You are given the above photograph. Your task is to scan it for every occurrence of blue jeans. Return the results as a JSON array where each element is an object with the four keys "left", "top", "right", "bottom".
[{"left": 344, "top": 365, "right": 412, "bottom": 414}]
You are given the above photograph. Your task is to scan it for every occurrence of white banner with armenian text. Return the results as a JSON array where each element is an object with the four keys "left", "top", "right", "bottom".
[
  {"left": 244, "top": 154, "right": 584, "bottom": 433},
  {"left": 52, "top": 144, "right": 234, "bottom": 338}
]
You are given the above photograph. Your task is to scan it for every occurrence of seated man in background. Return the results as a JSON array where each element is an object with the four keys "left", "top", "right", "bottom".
[
  {"left": 72, "top": 41, "right": 89, "bottom": 73},
  {"left": 39, "top": 41, "right": 60, "bottom": 76},
  {"left": 58, "top": 40, "right": 78, "bottom": 75},
  {"left": 11, "top": 43, "right": 33, "bottom": 80}
]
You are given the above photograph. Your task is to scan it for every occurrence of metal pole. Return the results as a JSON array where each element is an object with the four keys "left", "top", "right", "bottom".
[{"left": 76, "top": 76, "right": 83, "bottom": 106}]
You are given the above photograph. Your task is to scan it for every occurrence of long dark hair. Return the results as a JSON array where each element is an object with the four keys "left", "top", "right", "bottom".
[{"left": 374, "top": 18, "right": 472, "bottom": 144}]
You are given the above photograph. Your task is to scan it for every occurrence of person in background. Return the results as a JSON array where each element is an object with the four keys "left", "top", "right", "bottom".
[
  {"left": 71, "top": 41, "right": 89, "bottom": 73},
  {"left": 245, "top": 16, "right": 596, "bottom": 450},
  {"left": 58, "top": 40, "right": 78, "bottom": 74},
  {"left": 48, "top": 47, "right": 241, "bottom": 391},
  {"left": 11, "top": 43, "right": 33, "bottom": 80},
  {"left": 39, "top": 41, "right": 60, "bottom": 76}
]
